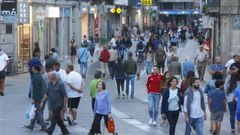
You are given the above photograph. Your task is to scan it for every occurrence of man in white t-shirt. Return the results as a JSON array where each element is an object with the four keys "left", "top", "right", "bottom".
[
  {"left": 0, "top": 49, "right": 9, "bottom": 96},
  {"left": 54, "top": 62, "right": 67, "bottom": 82},
  {"left": 65, "top": 65, "right": 84, "bottom": 125}
]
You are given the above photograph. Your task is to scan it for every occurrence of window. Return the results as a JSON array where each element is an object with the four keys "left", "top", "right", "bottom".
[
  {"left": 6, "top": 24, "right": 12, "bottom": 34},
  {"left": 161, "top": 3, "right": 173, "bottom": 10},
  {"left": 174, "top": 3, "right": 184, "bottom": 10}
]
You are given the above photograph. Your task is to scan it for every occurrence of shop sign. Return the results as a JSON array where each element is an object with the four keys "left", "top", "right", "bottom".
[
  {"left": 114, "top": 0, "right": 128, "bottom": 6},
  {"left": 46, "top": 7, "right": 60, "bottom": 18},
  {"left": 35, "top": 7, "right": 45, "bottom": 21},
  {"left": 232, "top": 16, "right": 240, "bottom": 30},
  {"left": 18, "top": 2, "right": 29, "bottom": 24},
  {"left": 141, "top": 0, "right": 152, "bottom": 6},
  {"left": 1, "top": 0, "right": 17, "bottom": 15},
  {"left": 2, "top": 16, "right": 17, "bottom": 23}
]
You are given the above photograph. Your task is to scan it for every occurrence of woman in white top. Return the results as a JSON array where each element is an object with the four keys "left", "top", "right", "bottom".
[{"left": 161, "top": 76, "right": 182, "bottom": 135}]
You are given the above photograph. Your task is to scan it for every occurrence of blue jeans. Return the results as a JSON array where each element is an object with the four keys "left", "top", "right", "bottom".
[
  {"left": 148, "top": 93, "right": 160, "bottom": 121},
  {"left": 228, "top": 102, "right": 237, "bottom": 130},
  {"left": 185, "top": 117, "right": 203, "bottom": 135},
  {"left": 80, "top": 62, "right": 88, "bottom": 77},
  {"left": 146, "top": 60, "right": 152, "bottom": 75},
  {"left": 126, "top": 75, "right": 135, "bottom": 97}
]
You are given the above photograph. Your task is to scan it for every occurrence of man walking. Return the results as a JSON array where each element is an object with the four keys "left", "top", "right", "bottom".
[
  {"left": 155, "top": 46, "right": 166, "bottom": 73},
  {"left": 183, "top": 77, "right": 207, "bottom": 135},
  {"left": 0, "top": 49, "right": 9, "bottom": 96},
  {"left": 40, "top": 72, "right": 69, "bottom": 135},
  {"left": 124, "top": 52, "right": 137, "bottom": 99},
  {"left": 99, "top": 45, "right": 110, "bottom": 78},
  {"left": 25, "top": 65, "right": 47, "bottom": 131},
  {"left": 77, "top": 44, "right": 88, "bottom": 78},
  {"left": 108, "top": 46, "right": 117, "bottom": 78},
  {"left": 195, "top": 45, "right": 208, "bottom": 81},
  {"left": 146, "top": 65, "right": 163, "bottom": 126},
  {"left": 182, "top": 57, "right": 195, "bottom": 78},
  {"left": 65, "top": 65, "right": 84, "bottom": 125}
]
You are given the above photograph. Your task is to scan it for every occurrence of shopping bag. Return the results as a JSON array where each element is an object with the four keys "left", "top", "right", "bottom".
[
  {"left": 107, "top": 117, "right": 115, "bottom": 133},
  {"left": 25, "top": 105, "right": 36, "bottom": 119}
]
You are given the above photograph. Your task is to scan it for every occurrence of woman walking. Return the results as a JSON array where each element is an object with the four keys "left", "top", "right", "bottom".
[
  {"left": 88, "top": 81, "right": 112, "bottom": 135},
  {"left": 161, "top": 77, "right": 182, "bottom": 135},
  {"left": 180, "top": 71, "right": 195, "bottom": 95},
  {"left": 113, "top": 58, "right": 125, "bottom": 98},
  {"left": 145, "top": 47, "right": 154, "bottom": 75},
  {"left": 70, "top": 44, "right": 77, "bottom": 64}
]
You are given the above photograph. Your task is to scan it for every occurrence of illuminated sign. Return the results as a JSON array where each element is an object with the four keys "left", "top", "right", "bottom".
[
  {"left": 141, "top": 0, "right": 152, "bottom": 6},
  {"left": 110, "top": 8, "right": 122, "bottom": 14},
  {"left": 1, "top": 0, "right": 17, "bottom": 15},
  {"left": 18, "top": 2, "right": 29, "bottom": 24}
]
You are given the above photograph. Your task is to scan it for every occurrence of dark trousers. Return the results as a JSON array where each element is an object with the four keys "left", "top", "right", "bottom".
[
  {"left": 89, "top": 113, "right": 108, "bottom": 134},
  {"left": 228, "top": 102, "right": 237, "bottom": 130},
  {"left": 29, "top": 101, "right": 46, "bottom": 128},
  {"left": 116, "top": 79, "right": 124, "bottom": 95},
  {"left": 91, "top": 98, "right": 95, "bottom": 112},
  {"left": 48, "top": 106, "right": 69, "bottom": 134},
  {"left": 108, "top": 61, "right": 116, "bottom": 76},
  {"left": 166, "top": 110, "right": 179, "bottom": 135}
]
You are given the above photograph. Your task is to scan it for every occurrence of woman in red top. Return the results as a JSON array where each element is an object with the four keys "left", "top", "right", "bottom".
[{"left": 146, "top": 65, "right": 163, "bottom": 126}]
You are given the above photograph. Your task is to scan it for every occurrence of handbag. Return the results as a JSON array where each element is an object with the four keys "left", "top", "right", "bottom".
[
  {"left": 78, "top": 49, "right": 86, "bottom": 64},
  {"left": 107, "top": 117, "right": 115, "bottom": 133},
  {"left": 25, "top": 105, "right": 36, "bottom": 119}
]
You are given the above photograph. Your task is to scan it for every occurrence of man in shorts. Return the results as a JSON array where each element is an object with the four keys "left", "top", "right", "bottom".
[
  {"left": 65, "top": 65, "right": 84, "bottom": 125},
  {"left": 0, "top": 49, "right": 9, "bottom": 96},
  {"left": 208, "top": 80, "right": 226, "bottom": 135}
]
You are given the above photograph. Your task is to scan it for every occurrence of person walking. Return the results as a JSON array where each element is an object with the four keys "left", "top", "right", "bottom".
[
  {"left": 225, "top": 76, "right": 240, "bottom": 134},
  {"left": 99, "top": 45, "right": 110, "bottom": 78},
  {"left": 168, "top": 56, "right": 182, "bottom": 80},
  {"left": 88, "top": 37, "right": 95, "bottom": 62},
  {"left": 180, "top": 71, "right": 195, "bottom": 95},
  {"left": 77, "top": 44, "right": 88, "bottom": 78},
  {"left": 124, "top": 52, "right": 137, "bottom": 99},
  {"left": 24, "top": 65, "right": 47, "bottom": 131},
  {"left": 182, "top": 57, "right": 195, "bottom": 78},
  {"left": 40, "top": 71, "right": 69, "bottom": 135},
  {"left": 28, "top": 53, "right": 42, "bottom": 98},
  {"left": 233, "top": 81, "right": 240, "bottom": 134},
  {"left": 0, "top": 49, "right": 9, "bottom": 96},
  {"left": 65, "top": 65, "right": 84, "bottom": 125},
  {"left": 70, "top": 44, "right": 77, "bottom": 64},
  {"left": 195, "top": 45, "right": 208, "bottom": 81},
  {"left": 145, "top": 47, "right": 154, "bottom": 75},
  {"left": 33, "top": 42, "right": 41, "bottom": 59},
  {"left": 146, "top": 65, "right": 163, "bottom": 126},
  {"left": 90, "top": 70, "right": 102, "bottom": 111},
  {"left": 155, "top": 46, "right": 166, "bottom": 73},
  {"left": 208, "top": 80, "right": 227, "bottom": 135},
  {"left": 183, "top": 77, "right": 207, "bottom": 135},
  {"left": 209, "top": 57, "right": 225, "bottom": 78},
  {"left": 108, "top": 46, "right": 117, "bottom": 78},
  {"left": 88, "top": 81, "right": 112, "bottom": 135},
  {"left": 113, "top": 58, "right": 126, "bottom": 98},
  {"left": 161, "top": 76, "right": 182, "bottom": 135}
]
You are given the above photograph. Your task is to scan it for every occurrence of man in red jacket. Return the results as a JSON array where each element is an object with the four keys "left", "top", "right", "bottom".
[
  {"left": 99, "top": 45, "right": 110, "bottom": 77},
  {"left": 146, "top": 65, "right": 163, "bottom": 126}
]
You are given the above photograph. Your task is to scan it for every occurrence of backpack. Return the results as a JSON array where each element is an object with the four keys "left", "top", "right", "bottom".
[
  {"left": 137, "top": 41, "right": 144, "bottom": 50},
  {"left": 83, "top": 40, "right": 88, "bottom": 47},
  {"left": 88, "top": 41, "right": 94, "bottom": 49}
]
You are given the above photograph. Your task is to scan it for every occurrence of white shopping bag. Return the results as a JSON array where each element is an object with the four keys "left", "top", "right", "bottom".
[{"left": 25, "top": 105, "right": 36, "bottom": 119}]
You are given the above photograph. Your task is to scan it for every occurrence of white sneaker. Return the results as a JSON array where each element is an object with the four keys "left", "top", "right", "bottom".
[
  {"left": 153, "top": 121, "right": 157, "bottom": 126},
  {"left": 148, "top": 119, "right": 153, "bottom": 125}
]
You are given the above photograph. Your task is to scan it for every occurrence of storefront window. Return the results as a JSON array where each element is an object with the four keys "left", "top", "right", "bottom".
[{"left": 6, "top": 24, "right": 12, "bottom": 34}]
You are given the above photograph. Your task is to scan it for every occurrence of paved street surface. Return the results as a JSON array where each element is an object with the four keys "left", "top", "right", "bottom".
[{"left": 0, "top": 39, "right": 232, "bottom": 135}]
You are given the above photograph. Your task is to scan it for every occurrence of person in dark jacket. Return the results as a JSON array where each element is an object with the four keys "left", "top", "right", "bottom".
[
  {"left": 113, "top": 58, "right": 126, "bottom": 98},
  {"left": 161, "top": 76, "right": 182, "bottom": 135},
  {"left": 24, "top": 65, "right": 47, "bottom": 131},
  {"left": 124, "top": 52, "right": 137, "bottom": 99}
]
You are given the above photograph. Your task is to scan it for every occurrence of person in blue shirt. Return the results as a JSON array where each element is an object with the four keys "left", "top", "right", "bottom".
[
  {"left": 77, "top": 44, "right": 88, "bottom": 78},
  {"left": 152, "top": 36, "right": 161, "bottom": 52},
  {"left": 208, "top": 80, "right": 226, "bottom": 135},
  {"left": 234, "top": 83, "right": 240, "bottom": 134},
  {"left": 88, "top": 81, "right": 112, "bottom": 135},
  {"left": 204, "top": 72, "right": 223, "bottom": 96},
  {"left": 209, "top": 57, "right": 225, "bottom": 78},
  {"left": 182, "top": 57, "right": 195, "bottom": 78}
]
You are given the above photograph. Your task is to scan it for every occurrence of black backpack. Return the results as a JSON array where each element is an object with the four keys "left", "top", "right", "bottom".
[{"left": 137, "top": 41, "right": 144, "bottom": 50}]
